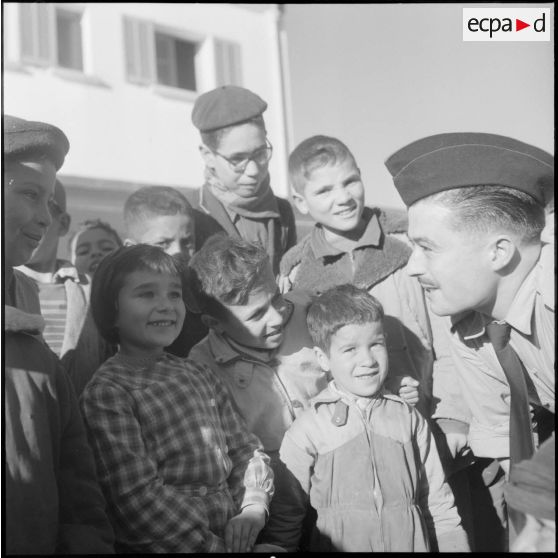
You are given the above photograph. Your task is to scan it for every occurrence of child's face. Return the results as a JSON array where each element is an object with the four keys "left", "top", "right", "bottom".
[
  {"left": 293, "top": 158, "right": 365, "bottom": 237},
  {"left": 115, "top": 270, "right": 185, "bottom": 356},
  {"left": 72, "top": 228, "right": 120, "bottom": 276},
  {"left": 205, "top": 122, "right": 270, "bottom": 198},
  {"left": 3, "top": 159, "right": 56, "bottom": 268},
  {"left": 211, "top": 266, "right": 287, "bottom": 351},
  {"left": 316, "top": 321, "right": 388, "bottom": 398},
  {"left": 127, "top": 213, "right": 195, "bottom": 265}
]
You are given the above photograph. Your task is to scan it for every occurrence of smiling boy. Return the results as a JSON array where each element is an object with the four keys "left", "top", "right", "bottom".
[
  {"left": 264, "top": 284, "right": 468, "bottom": 552},
  {"left": 188, "top": 234, "right": 328, "bottom": 545},
  {"left": 3, "top": 114, "right": 114, "bottom": 553},
  {"left": 279, "top": 135, "right": 447, "bottom": 415}
]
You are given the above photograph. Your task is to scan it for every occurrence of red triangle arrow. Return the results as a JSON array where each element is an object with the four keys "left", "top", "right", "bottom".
[{"left": 516, "top": 19, "right": 530, "bottom": 31}]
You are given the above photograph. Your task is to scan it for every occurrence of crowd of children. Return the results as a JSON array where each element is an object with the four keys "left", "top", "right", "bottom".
[{"left": 3, "top": 85, "right": 554, "bottom": 554}]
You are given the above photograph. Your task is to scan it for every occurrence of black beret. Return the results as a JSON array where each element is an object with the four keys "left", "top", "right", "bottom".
[
  {"left": 191, "top": 85, "right": 267, "bottom": 133},
  {"left": 385, "top": 132, "right": 553, "bottom": 206},
  {"left": 3, "top": 114, "right": 69, "bottom": 171}
]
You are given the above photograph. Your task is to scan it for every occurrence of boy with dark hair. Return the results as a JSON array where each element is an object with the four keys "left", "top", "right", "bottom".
[
  {"left": 69, "top": 218, "right": 122, "bottom": 278},
  {"left": 265, "top": 284, "right": 468, "bottom": 552},
  {"left": 3, "top": 114, "right": 114, "bottom": 553},
  {"left": 191, "top": 85, "right": 297, "bottom": 276},
  {"left": 280, "top": 135, "right": 442, "bottom": 415},
  {"left": 123, "top": 185, "right": 207, "bottom": 356},
  {"left": 123, "top": 185, "right": 196, "bottom": 264},
  {"left": 188, "top": 234, "right": 328, "bottom": 545}
]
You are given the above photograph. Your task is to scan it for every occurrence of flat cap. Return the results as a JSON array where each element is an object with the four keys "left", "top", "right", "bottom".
[
  {"left": 385, "top": 132, "right": 553, "bottom": 206},
  {"left": 191, "top": 85, "right": 267, "bottom": 132},
  {"left": 3, "top": 114, "right": 69, "bottom": 170}
]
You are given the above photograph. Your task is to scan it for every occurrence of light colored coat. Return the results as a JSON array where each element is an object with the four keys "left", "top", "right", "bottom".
[{"left": 267, "top": 384, "right": 469, "bottom": 552}]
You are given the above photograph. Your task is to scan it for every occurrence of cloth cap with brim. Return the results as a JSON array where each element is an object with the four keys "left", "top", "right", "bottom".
[
  {"left": 385, "top": 132, "right": 553, "bottom": 206},
  {"left": 3, "top": 114, "right": 69, "bottom": 171},
  {"left": 191, "top": 85, "right": 267, "bottom": 133},
  {"left": 504, "top": 435, "right": 555, "bottom": 521}
]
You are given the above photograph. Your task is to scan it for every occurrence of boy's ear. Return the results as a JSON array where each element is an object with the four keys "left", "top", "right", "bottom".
[
  {"left": 58, "top": 212, "right": 71, "bottom": 237},
  {"left": 123, "top": 238, "right": 137, "bottom": 247},
  {"left": 313, "top": 346, "right": 331, "bottom": 373},
  {"left": 201, "top": 313, "right": 222, "bottom": 333},
  {"left": 291, "top": 192, "right": 309, "bottom": 215},
  {"left": 199, "top": 144, "right": 215, "bottom": 168}
]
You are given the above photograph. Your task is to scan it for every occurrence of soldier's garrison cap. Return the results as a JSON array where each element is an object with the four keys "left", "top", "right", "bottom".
[{"left": 385, "top": 132, "right": 553, "bottom": 206}]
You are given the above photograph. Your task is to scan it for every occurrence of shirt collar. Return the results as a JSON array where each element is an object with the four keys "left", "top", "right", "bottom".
[
  {"left": 310, "top": 208, "right": 382, "bottom": 259},
  {"left": 311, "top": 380, "right": 398, "bottom": 410},
  {"left": 452, "top": 257, "right": 542, "bottom": 340}
]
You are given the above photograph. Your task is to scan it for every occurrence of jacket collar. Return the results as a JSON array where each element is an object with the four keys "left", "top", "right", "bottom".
[
  {"left": 311, "top": 380, "right": 405, "bottom": 410},
  {"left": 310, "top": 208, "right": 383, "bottom": 259}
]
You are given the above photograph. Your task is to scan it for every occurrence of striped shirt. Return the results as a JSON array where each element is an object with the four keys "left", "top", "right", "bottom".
[
  {"left": 37, "top": 282, "right": 67, "bottom": 356},
  {"left": 80, "top": 351, "right": 274, "bottom": 553}
]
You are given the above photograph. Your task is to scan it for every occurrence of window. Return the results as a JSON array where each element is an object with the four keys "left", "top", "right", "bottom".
[
  {"left": 18, "top": 3, "right": 84, "bottom": 72},
  {"left": 155, "top": 32, "right": 197, "bottom": 91},
  {"left": 123, "top": 17, "right": 242, "bottom": 93},
  {"left": 56, "top": 9, "right": 83, "bottom": 71}
]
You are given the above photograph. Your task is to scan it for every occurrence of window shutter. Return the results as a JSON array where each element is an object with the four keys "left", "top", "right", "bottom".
[
  {"left": 123, "top": 17, "right": 154, "bottom": 84},
  {"left": 19, "top": 3, "right": 52, "bottom": 65},
  {"left": 214, "top": 39, "right": 242, "bottom": 86}
]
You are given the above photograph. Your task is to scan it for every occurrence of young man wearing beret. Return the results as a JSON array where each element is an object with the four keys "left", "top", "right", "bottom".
[
  {"left": 385, "top": 132, "right": 554, "bottom": 551},
  {"left": 3, "top": 114, "right": 115, "bottom": 553},
  {"left": 191, "top": 85, "right": 297, "bottom": 276}
]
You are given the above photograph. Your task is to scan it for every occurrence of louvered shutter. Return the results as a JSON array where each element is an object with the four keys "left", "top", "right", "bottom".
[
  {"left": 214, "top": 39, "right": 242, "bottom": 86},
  {"left": 123, "top": 17, "right": 154, "bottom": 84},
  {"left": 20, "top": 2, "right": 52, "bottom": 65}
]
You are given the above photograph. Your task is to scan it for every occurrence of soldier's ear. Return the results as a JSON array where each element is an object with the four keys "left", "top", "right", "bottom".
[{"left": 490, "top": 234, "right": 517, "bottom": 271}]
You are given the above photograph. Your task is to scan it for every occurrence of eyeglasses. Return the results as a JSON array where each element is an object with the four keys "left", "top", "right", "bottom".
[{"left": 212, "top": 139, "right": 273, "bottom": 174}]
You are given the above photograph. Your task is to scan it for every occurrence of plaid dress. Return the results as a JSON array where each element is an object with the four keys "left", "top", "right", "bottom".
[{"left": 80, "top": 351, "right": 274, "bottom": 553}]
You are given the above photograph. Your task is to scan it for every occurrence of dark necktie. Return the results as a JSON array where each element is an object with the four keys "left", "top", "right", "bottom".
[{"left": 485, "top": 321, "right": 535, "bottom": 464}]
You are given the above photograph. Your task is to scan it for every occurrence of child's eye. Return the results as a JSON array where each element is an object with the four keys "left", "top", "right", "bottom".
[
  {"left": 76, "top": 248, "right": 90, "bottom": 256},
  {"left": 138, "top": 291, "right": 154, "bottom": 298},
  {"left": 342, "top": 346, "right": 355, "bottom": 353},
  {"left": 169, "top": 291, "right": 182, "bottom": 299},
  {"left": 23, "top": 190, "right": 39, "bottom": 201}
]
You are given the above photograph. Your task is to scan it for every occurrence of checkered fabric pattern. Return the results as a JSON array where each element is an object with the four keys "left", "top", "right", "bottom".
[{"left": 80, "top": 351, "right": 274, "bottom": 553}]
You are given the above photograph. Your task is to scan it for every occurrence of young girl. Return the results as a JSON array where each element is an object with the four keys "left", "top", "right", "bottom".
[{"left": 80, "top": 244, "right": 274, "bottom": 553}]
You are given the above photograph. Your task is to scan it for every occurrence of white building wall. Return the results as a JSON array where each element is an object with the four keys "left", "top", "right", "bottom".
[{"left": 3, "top": 3, "right": 290, "bottom": 199}]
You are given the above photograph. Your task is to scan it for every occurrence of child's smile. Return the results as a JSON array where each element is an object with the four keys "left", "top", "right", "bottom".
[{"left": 115, "top": 270, "right": 186, "bottom": 357}]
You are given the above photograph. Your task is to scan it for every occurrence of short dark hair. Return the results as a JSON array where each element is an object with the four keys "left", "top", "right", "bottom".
[
  {"left": 91, "top": 244, "right": 183, "bottom": 344},
  {"left": 200, "top": 115, "right": 266, "bottom": 151},
  {"left": 289, "top": 135, "right": 358, "bottom": 194},
  {"left": 420, "top": 185, "right": 545, "bottom": 244},
  {"left": 189, "top": 233, "right": 271, "bottom": 318},
  {"left": 307, "top": 284, "right": 384, "bottom": 352},
  {"left": 68, "top": 219, "right": 123, "bottom": 254},
  {"left": 123, "top": 186, "right": 193, "bottom": 235}
]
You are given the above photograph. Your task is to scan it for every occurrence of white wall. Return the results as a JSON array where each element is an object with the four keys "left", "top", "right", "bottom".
[
  {"left": 3, "top": 3, "right": 290, "bottom": 196},
  {"left": 284, "top": 3, "right": 554, "bottom": 209}
]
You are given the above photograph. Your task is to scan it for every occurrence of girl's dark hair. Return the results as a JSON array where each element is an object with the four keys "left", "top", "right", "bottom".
[{"left": 91, "top": 244, "right": 183, "bottom": 344}]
